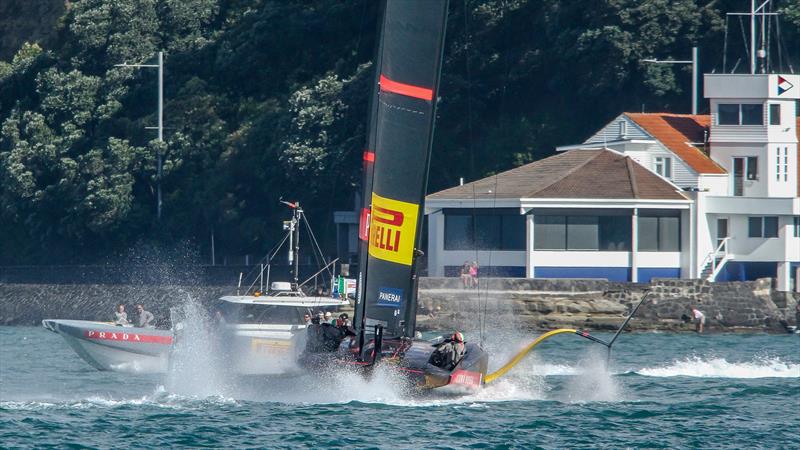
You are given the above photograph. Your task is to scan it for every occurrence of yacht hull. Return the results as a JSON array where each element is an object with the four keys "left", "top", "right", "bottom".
[
  {"left": 42, "top": 319, "right": 173, "bottom": 373},
  {"left": 299, "top": 335, "right": 489, "bottom": 392}
]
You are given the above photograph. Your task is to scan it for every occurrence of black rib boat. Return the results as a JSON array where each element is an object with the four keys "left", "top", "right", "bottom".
[{"left": 299, "top": 0, "right": 490, "bottom": 391}]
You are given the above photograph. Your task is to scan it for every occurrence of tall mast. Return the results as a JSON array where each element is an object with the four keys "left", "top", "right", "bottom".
[
  {"left": 728, "top": 1, "right": 777, "bottom": 74},
  {"left": 360, "top": 0, "right": 449, "bottom": 339},
  {"left": 355, "top": 0, "right": 387, "bottom": 343}
]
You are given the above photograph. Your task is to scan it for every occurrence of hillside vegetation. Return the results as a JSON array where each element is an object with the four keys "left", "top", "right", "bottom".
[{"left": 0, "top": 0, "right": 797, "bottom": 264}]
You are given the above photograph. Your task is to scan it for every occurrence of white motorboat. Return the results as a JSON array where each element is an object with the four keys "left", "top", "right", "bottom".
[
  {"left": 211, "top": 201, "right": 351, "bottom": 375},
  {"left": 43, "top": 201, "right": 351, "bottom": 375},
  {"left": 214, "top": 284, "right": 349, "bottom": 375},
  {"left": 42, "top": 319, "right": 173, "bottom": 373}
]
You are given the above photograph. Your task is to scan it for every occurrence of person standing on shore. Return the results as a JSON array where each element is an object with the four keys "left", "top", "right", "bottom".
[{"left": 690, "top": 305, "right": 705, "bottom": 333}]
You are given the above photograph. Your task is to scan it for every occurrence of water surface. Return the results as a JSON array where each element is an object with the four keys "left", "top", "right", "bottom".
[{"left": 1, "top": 327, "right": 798, "bottom": 448}]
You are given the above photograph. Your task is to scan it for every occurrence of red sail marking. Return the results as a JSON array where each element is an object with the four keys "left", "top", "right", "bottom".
[
  {"left": 448, "top": 369, "right": 482, "bottom": 388},
  {"left": 83, "top": 329, "right": 173, "bottom": 345},
  {"left": 379, "top": 74, "right": 434, "bottom": 101},
  {"left": 372, "top": 206, "right": 403, "bottom": 226},
  {"left": 359, "top": 207, "right": 371, "bottom": 241},
  {"left": 363, "top": 150, "right": 375, "bottom": 162}
]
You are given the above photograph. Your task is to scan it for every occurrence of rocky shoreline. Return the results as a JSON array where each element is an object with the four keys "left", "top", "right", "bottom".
[{"left": 1, "top": 278, "right": 797, "bottom": 333}]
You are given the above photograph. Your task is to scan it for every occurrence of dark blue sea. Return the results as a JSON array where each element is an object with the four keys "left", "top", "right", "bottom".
[{"left": 1, "top": 326, "right": 798, "bottom": 449}]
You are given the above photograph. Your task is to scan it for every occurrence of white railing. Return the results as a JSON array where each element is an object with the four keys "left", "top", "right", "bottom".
[{"left": 700, "top": 237, "right": 731, "bottom": 281}]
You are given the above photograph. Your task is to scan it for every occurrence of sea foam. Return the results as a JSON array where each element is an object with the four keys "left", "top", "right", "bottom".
[{"left": 636, "top": 356, "right": 800, "bottom": 378}]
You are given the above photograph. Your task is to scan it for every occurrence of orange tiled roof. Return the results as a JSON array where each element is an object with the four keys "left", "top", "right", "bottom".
[{"left": 625, "top": 113, "right": 726, "bottom": 175}]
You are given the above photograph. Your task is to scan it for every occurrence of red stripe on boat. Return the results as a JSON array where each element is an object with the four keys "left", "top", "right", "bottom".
[
  {"left": 83, "top": 329, "right": 173, "bottom": 345},
  {"left": 363, "top": 150, "right": 375, "bottom": 162},
  {"left": 397, "top": 367, "right": 425, "bottom": 374},
  {"left": 379, "top": 74, "right": 434, "bottom": 101}
]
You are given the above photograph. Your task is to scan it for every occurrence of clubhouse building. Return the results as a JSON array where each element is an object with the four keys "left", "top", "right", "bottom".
[{"left": 425, "top": 73, "right": 800, "bottom": 292}]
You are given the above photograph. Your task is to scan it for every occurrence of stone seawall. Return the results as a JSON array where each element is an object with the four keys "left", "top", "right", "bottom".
[
  {"left": 1, "top": 278, "right": 797, "bottom": 331},
  {"left": 415, "top": 277, "right": 798, "bottom": 333}
]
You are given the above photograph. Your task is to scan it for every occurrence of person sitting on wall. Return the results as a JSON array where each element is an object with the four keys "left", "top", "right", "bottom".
[
  {"left": 429, "top": 331, "right": 467, "bottom": 370},
  {"left": 460, "top": 262, "right": 471, "bottom": 289},
  {"left": 113, "top": 304, "right": 130, "bottom": 326},
  {"left": 469, "top": 262, "right": 479, "bottom": 288},
  {"left": 135, "top": 304, "right": 155, "bottom": 328},
  {"left": 689, "top": 305, "right": 705, "bottom": 333}
]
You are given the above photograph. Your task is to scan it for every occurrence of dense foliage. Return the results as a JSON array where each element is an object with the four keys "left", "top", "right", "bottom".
[{"left": 0, "top": 0, "right": 797, "bottom": 264}]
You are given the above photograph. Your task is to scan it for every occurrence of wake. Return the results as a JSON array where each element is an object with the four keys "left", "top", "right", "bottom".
[{"left": 634, "top": 356, "right": 800, "bottom": 379}]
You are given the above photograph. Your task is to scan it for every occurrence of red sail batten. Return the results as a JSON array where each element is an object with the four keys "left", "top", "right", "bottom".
[{"left": 379, "top": 74, "right": 434, "bottom": 101}]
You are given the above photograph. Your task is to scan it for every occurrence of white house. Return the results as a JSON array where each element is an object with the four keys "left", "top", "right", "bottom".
[{"left": 425, "top": 73, "right": 800, "bottom": 292}]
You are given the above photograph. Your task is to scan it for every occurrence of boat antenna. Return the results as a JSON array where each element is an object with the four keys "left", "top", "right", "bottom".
[{"left": 279, "top": 198, "right": 301, "bottom": 288}]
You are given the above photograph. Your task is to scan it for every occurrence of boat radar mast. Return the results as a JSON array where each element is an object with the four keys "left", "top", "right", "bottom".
[{"left": 725, "top": 0, "right": 788, "bottom": 75}]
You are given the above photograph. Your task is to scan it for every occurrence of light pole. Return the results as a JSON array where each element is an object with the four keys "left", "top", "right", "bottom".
[
  {"left": 115, "top": 51, "right": 164, "bottom": 220},
  {"left": 641, "top": 46, "right": 699, "bottom": 115}
]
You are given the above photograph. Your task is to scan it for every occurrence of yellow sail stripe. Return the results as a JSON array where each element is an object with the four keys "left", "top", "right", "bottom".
[{"left": 484, "top": 328, "right": 577, "bottom": 384}]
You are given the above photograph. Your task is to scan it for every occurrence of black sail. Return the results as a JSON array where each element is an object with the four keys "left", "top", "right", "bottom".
[
  {"left": 354, "top": 0, "right": 386, "bottom": 336},
  {"left": 362, "top": 0, "right": 449, "bottom": 338}
]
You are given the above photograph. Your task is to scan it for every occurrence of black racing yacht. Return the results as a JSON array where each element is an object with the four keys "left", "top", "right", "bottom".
[{"left": 299, "top": 0, "right": 489, "bottom": 391}]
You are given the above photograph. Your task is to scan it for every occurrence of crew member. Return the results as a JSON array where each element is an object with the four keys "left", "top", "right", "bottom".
[
  {"left": 430, "top": 331, "right": 466, "bottom": 370},
  {"left": 113, "top": 304, "right": 129, "bottom": 326},
  {"left": 135, "top": 304, "right": 155, "bottom": 328}
]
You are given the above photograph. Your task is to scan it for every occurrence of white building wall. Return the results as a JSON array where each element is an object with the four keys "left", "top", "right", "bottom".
[
  {"left": 766, "top": 143, "right": 798, "bottom": 197},
  {"left": 709, "top": 142, "right": 769, "bottom": 197},
  {"left": 584, "top": 115, "right": 650, "bottom": 143},
  {"left": 697, "top": 174, "right": 729, "bottom": 195},
  {"left": 725, "top": 214, "right": 788, "bottom": 260},
  {"left": 437, "top": 250, "right": 527, "bottom": 272},
  {"left": 694, "top": 192, "right": 716, "bottom": 276}
]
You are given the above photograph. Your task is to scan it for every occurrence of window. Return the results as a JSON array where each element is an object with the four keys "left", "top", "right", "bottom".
[
  {"left": 718, "top": 104, "right": 739, "bottom": 125},
  {"left": 567, "top": 216, "right": 598, "bottom": 250},
  {"left": 718, "top": 103, "right": 764, "bottom": 125},
  {"left": 619, "top": 120, "right": 627, "bottom": 138},
  {"left": 638, "top": 215, "right": 681, "bottom": 251},
  {"left": 748, "top": 216, "right": 779, "bottom": 238},
  {"left": 747, "top": 217, "right": 762, "bottom": 238},
  {"left": 444, "top": 215, "right": 471, "bottom": 249},
  {"left": 794, "top": 217, "right": 800, "bottom": 238},
  {"left": 534, "top": 216, "right": 565, "bottom": 250},
  {"left": 776, "top": 147, "right": 787, "bottom": 182},
  {"left": 533, "top": 214, "right": 631, "bottom": 251},
  {"left": 741, "top": 104, "right": 763, "bottom": 125},
  {"left": 444, "top": 209, "right": 525, "bottom": 250},
  {"left": 599, "top": 216, "right": 631, "bottom": 251},
  {"left": 746, "top": 156, "right": 758, "bottom": 180},
  {"left": 769, "top": 104, "right": 781, "bottom": 125},
  {"left": 654, "top": 156, "right": 672, "bottom": 178},
  {"left": 784, "top": 147, "right": 789, "bottom": 182}
]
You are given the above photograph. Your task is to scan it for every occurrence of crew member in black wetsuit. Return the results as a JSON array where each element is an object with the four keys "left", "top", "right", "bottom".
[{"left": 430, "top": 331, "right": 466, "bottom": 370}]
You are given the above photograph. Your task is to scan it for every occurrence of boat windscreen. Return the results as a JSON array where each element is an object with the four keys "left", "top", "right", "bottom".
[{"left": 218, "top": 303, "right": 306, "bottom": 325}]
